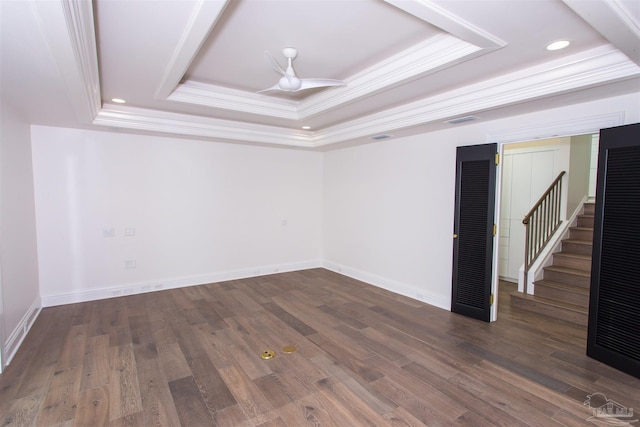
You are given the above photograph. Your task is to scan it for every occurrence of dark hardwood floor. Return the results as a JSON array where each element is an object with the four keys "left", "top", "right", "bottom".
[{"left": 1, "top": 269, "right": 638, "bottom": 426}]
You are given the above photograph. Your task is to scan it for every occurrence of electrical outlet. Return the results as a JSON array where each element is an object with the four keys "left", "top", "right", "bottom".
[
  {"left": 103, "top": 227, "right": 115, "bottom": 238},
  {"left": 125, "top": 260, "right": 136, "bottom": 269},
  {"left": 124, "top": 227, "right": 135, "bottom": 236}
]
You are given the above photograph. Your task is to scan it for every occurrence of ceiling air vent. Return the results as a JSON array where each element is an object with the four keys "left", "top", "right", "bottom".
[
  {"left": 371, "top": 134, "right": 393, "bottom": 140},
  {"left": 446, "top": 115, "right": 479, "bottom": 125}
]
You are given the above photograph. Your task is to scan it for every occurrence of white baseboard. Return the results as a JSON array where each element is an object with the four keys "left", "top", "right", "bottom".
[
  {"left": 3, "top": 296, "right": 42, "bottom": 368},
  {"left": 40, "top": 259, "right": 323, "bottom": 307},
  {"left": 322, "top": 260, "right": 450, "bottom": 311}
]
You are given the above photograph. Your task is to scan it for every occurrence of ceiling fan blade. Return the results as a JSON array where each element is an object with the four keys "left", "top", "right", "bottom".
[
  {"left": 257, "top": 83, "right": 282, "bottom": 94},
  {"left": 264, "top": 50, "right": 286, "bottom": 76},
  {"left": 297, "top": 78, "right": 346, "bottom": 91}
]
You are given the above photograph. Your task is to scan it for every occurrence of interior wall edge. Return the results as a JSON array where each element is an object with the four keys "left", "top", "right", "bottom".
[
  {"left": 3, "top": 296, "right": 41, "bottom": 368},
  {"left": 322, "top": 259, "right": 451, "bottom": 311},
  {"left": 40, "top": 259, "right": 322, "bottom": 308}
]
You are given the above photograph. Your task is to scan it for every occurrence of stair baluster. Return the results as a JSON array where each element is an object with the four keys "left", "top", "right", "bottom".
[{"left": 522, "top": 171, "right": 566, "bottom": 292}]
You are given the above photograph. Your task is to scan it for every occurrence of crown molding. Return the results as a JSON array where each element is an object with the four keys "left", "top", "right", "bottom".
[
  {"left": 297, "top": 34, "right": 483, "bottom": 119},
  {"left": 563, "top": 0, "right": 640, "bottom": 65},
  {"left": 43, "top": 0, "right": 639, "bottom": 149},
  {"left": 384, "top": 0, "right": 506, "bottom": 48},
  {"left": 93, "top": 45, "right": 639, "bottom": 148},
  {"left": 169, "top": 34, "right": 483, "bottom": 120},
  {"left": 486, "top": 112, "right": 625, "bottom": 144},
  {"left": 94, "top": 104, "right": 314, "bottom": 148},
  {"left": 43, "top": 0, "right": 507, "bottom": 136},
  {"left": 31, "top": 0, "right": 100, "bottom": 123},
  {"left": 156, "top": 0, "right": 503, "bottom": 121},
  {"left": 155, "top": 0, "right": 231, "bottom": 99},
  {"left": 168, "top": 81, "right": 300, "bottom": 120},
  {"left": 311, "top": 45, "right": 640, "bottom": 147}
]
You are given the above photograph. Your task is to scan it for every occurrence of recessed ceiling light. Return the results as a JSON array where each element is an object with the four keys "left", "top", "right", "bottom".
[
  {"left": 302, "top": 126, "right": 311, "bottom": 130},
  {"left": 111, "top": 98, "right": 126, "bottom": 104},
  {"left": 546, "top": 40, "right": 570, "bottom": 51}
]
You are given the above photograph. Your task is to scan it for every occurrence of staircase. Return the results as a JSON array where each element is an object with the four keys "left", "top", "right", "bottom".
[{"left": 510, "top": 201, "right": 594, "bottom": 326}]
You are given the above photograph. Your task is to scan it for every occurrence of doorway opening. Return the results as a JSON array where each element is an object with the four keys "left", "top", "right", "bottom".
[{"left": 493, "top": 132, "right": 598, "bottom": 322}]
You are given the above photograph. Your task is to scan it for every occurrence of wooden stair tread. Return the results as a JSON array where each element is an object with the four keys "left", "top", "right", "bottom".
[
  {"left": 563, "top": 238, "right": 593, "bottom": 245},
  {"left": 544, "top": 265, "right": 591, "bottom": 277},
  {"left": 511, "top": 292, "right": 588, "bottom": 314},
  {"left": 517, "top": 200, "right": 594, "bottom": 326},
  {"left": 554, "top": 252, "right": 591, "bottom": 260},
  {"left": 534, "top": 279, "right": 590, "bottom": 295}
]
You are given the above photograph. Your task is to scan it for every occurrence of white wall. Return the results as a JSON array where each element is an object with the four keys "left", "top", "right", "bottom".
[
  {"left": 20, "top": 93, "right": 640, "bottom": 316},
  {"left": 0, "top": 101, "right": 41, "bottom": 368},
  {"left": 322, "top": 92, "right": 639, "bottom": 310},
  {"left": 31, "top": 127, "right": 323, "bottom": 305},
  {"left": 567, "top": 134, "right": 593, "bottom": 215},
  {"left": 323, "top": 134, "right": 456, "bottom": 309}
]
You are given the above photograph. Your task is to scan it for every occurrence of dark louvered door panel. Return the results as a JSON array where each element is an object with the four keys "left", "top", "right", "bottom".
[
  {"left": 452, "top": 144, "right": 496, "bottom": 322},
  {"left": 457, "top": 160, "right": 490, "bottom": 308},
  {"left": 588, "top": 123, "right": 640, "bottom": 379}
]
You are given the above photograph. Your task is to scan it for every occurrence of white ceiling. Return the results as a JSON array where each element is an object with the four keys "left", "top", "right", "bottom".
[{"left": 2, "top": 0, "right": 639, "bottom": 149}]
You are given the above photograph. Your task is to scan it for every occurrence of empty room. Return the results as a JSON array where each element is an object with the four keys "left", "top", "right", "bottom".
[{"left": 1, "top": 0, "right": 640, "bottom": 425}]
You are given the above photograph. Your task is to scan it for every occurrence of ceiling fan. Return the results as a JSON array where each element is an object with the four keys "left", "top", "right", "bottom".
[{"left": 258, "top": 47, "right": 345, "bottom": 94}]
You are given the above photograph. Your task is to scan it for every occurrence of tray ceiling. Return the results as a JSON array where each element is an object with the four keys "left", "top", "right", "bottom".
[{"left": 2, "top": 0, "right": 639, "bottom": 149}]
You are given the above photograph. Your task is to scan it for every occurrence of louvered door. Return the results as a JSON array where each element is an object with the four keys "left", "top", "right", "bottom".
[
  {"left": 588, "top": 123, "right": 640, "bottom": 379},
  {"left": 451, "top": 144, "right": 497, "bottom": 322}
]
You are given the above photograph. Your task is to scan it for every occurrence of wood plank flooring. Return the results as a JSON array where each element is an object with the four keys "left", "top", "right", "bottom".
[{"left": 1, "top": 269, "right": 639, "bottom": 426}]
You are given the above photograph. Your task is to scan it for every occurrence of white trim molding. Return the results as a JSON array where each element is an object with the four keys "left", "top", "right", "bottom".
[
  {"left": 31, "top": 0, "right": 101, "bottom": 123},
  {"left": 35, "top": 0, "right": 640, "bottom": 149},
  {"left": 155, "top": 0, "right": 231, "bottom": 99},
  {"left": 94, "top": 104, "right": 316, "bottom": 148},
  {"left": 168, "top": 34, "right": 484, "bottom": 120},
  {"left": 384, "top": 0, "right": 506, "bottom": 48},
  {"left": 95, "top": 46, "right": 638, "bottom": 148},
  {"left": 487, "top": 112, "right": 626, "bottom": 144},
  {"left": 169, "top": 81, "right": 300, "bottom": 120},
  {"left": 313, "top": 46, "right": 637, "bottom": 147},
  {"left": 40, "top": 260, "right": 322, "bottom": 307},
  {"left": 161, "top": 0, "right": 500, "bottom": 121},
  {"left": 322, "top": 260, "right": 451, "bottom": 311},
  {"left": 563, "top": 0, "right": 640, "bottom": 65},
  {"left": 297, "top": 34, "right": 484, "bottom": 120},
  {"left": 3, "top": 297, "right": 41, "bottom": 368}
]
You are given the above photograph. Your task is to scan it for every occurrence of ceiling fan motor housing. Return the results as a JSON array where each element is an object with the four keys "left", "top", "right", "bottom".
[{"left": 279, "top": 75, "right": 302, "bottom": 91}]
